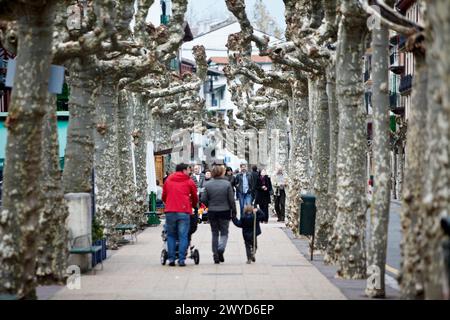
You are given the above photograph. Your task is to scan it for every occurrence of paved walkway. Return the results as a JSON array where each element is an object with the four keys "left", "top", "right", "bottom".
[{"left": 39, "top": 216, "right": 346, "bottom": 300}]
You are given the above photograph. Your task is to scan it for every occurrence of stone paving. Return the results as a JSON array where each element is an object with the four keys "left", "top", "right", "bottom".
[{"left": 40, "top": 216, "right": 346, "bottom": 300}]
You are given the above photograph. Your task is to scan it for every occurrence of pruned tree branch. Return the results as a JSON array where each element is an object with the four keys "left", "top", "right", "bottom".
[
  {"left": 156, "top": 0, "right": 188, "bottom": 62},
  {"left": 359, "top": 0, "right": 423, "bottom": 35}
]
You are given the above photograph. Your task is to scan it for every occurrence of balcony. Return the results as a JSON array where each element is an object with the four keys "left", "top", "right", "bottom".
[
  {"left": 364, "top": 70, "right": 371, "bottom": 82},
  {"left": 392, "top": 106, "right": 405, "bottom": 116},
  {"left": 389, "top": 92, "right": 398, "bottom": 108},
  {"left": 398, "top": 35, "right": 407, "bottom": 50},
  {"left": 399, "top": 74, "right": 413, "bottom": 94},
  {"left": 389, "top": 52, "right": 404, "bottom": 74}
]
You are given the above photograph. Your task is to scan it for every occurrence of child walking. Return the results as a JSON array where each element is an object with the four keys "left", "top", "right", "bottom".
[{"left": 232, "top": 205, "right": 265, "bottom": 264}]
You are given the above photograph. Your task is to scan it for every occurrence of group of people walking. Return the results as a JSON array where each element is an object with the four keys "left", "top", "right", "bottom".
[
  {"left": 232, "top": 163, "right": 286, "bottom": 223},
  {"left": 162, "top": 161, "right": 287, "bottom": 266}
]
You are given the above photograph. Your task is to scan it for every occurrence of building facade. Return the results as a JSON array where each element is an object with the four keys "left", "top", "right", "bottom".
[{"left": 363, "top": 0, "right": 421, "bottom": 200}]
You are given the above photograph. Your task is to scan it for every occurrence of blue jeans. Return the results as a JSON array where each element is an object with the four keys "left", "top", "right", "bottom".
[
  {"left": 165, "top": 213, "right": 190, "bottom": 263},
  {"left": 238, "top": 192, "right": 253, "bottom": 217}
]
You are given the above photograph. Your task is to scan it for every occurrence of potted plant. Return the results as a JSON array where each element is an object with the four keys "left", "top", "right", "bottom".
[{"left": 92, "top": 217, "right": 107, "bottom": 265}]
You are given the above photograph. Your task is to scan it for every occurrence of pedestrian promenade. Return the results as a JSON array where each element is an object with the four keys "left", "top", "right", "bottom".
[{"left": 39, "top": 217, "right": 346, "bottom": 300}]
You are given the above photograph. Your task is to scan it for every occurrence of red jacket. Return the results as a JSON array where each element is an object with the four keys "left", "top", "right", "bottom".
[{"left": 162, "top": 172, "right": 198, "bottom": 214}]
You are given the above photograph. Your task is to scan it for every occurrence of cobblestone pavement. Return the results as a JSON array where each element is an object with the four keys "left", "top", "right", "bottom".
[{"left": 39, "top": 216, "right": 346, "bottom": 300}]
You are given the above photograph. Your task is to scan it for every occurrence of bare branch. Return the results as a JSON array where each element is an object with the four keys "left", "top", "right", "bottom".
[
  {"left": 125, "top": 76, "right": 168, "bottom": 93},
  {"left": 52, "top": 0, "right": 117, "bottom": 64},
  {"left": 156, "top": 0, "right": 188, "bottom": 62},
  {"left": 253, "top": 99, "right": 288, "bottom": 111},
  {"left": 376, "top": 0, "right": 424, "bottom": 30},
  {"left": 145, "top": 80, "right": 202, "bottom": 98},
  {"left": 359, "top": 0, "right": 422, "bottom": 35},
  {"left": 134, "top": 0, "right": 156, "bottom": 44}
]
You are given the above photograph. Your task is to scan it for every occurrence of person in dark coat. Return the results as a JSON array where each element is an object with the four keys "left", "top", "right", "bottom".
[
  {"left": 255, "top": 169, "right": 272, "bottom": 223},
  {"left": 250, "top": 165, "right": 259, "bottom": 205},
  {"left": 232, "top": 205, "right": 265, "bottom": 264},
  {"left": 201, "top": 165, "right": 236, "bottom": 264},
  {"left": 225, "top": 166, "right": 236, "bottom": 195},
  {"left": 273, "top": 167, "right": 287, "bottom": 222}
]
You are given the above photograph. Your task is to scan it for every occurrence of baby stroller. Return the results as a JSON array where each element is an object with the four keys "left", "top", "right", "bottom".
[{"left": 160, "top": 213, "right": 200, "bottom": 265}]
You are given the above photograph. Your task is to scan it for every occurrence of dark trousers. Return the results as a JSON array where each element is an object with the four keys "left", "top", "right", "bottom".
[
  {"left": 274, "top": 189, "right": 286, "bottom": 221},
  {"left": 259, "top": 202, "right": 269, "bottom": 222},
  {"left": 245, "top": 238, "right": 257, "bottom": 259},
  {"left": 209, "top": 216, "right": 230, "bottom": 260}
]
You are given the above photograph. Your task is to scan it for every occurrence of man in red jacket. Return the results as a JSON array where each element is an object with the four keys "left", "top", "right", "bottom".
[{"left": 162, "top": 163, "right": 198, "bottom": 266}]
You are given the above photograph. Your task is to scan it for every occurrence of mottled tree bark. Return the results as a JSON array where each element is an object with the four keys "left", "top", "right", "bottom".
[
  {"left": 36, "top": 94, "right": 69, "bottom": 286},
  {"left": 117, "top": 91, "right": 139, "bottom": 225},
  {"left": 420, "top": 1, "right": 449, "bottom": 298},
  {"left": 94, "top": 80, "right": 121, "bottom": 249},
  {"left": 399, "top": 52, "right": 427, "bottom": 300},
  {"left": 286, "top": 79, "right": 310, "bottom": 235},
  {"left": 331, "top": 1, "right": 367, "bottom": 279},
  {"left": 132, "top": 94, "right": 149, "bottom": 224},
  {"left": 324, "top": 65, "right": 339, "bottom": 264},
  {"left": 312, "top": 75, "right": 331, "bottom": 251},
  {"left": 62, "top": 62, "right": 97, "bottom": 193},
  {"left": 0, "top": 2, "right": 56, "bottom": 298},
  {"left": 366, "top": 20, "right": 391, "bottom": 298}
]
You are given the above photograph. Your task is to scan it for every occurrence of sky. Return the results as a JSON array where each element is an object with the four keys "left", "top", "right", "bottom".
[
  {"left": 185, "top": 0, "right": 286, "bottom": 32},
  {"left": 147, "top": 0, "right": 286, "bottom": 37}
]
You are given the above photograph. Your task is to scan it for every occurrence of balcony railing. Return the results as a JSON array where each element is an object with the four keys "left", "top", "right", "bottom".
[
  {"left": 390, "top": 53, "right": 397, "bottom": 65},
  {"left": 399, "top": 74, "right": 413, "bottom": 93},
  {"left": 389, "top": 52, "right": 404, "bottom": 74},
  {"left": 389, "top": 92, "right": 398, "bottom": 108}
]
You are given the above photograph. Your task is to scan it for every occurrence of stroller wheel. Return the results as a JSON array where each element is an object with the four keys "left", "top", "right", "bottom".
[
  {"left": 161, "top": 249, "right": 168, "bottom": 265},
  {"left": 193, "top": 249, "right": 200, "bottom": 265}
]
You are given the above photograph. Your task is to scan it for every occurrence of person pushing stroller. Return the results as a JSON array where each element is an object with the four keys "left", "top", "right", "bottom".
[
  {"left": 162, "top": 163, "right": 198, "bottom": 267},
  {"left": 232, "top": 204, "right": 265, "bottom": 264},
  {"left": 161, "top": 212, "right": 200, "bottom": 266}
]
